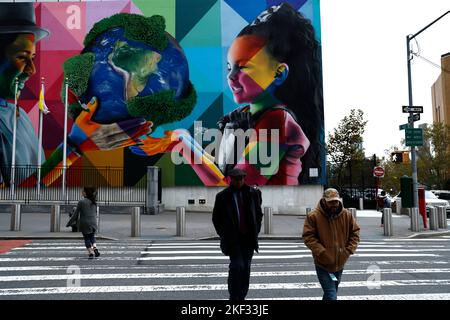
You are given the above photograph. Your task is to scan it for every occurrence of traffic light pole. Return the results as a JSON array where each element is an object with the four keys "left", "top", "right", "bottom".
[
  {"left": 406, "top": 37, "right": 418, "bottom": 208},
  {"left": 405, "top": 10, "right": 450, "bottom": 208}
]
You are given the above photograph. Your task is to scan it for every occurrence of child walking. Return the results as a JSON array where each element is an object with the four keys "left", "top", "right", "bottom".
[{"left": 69, "top": 186, "right": 100, "bottom": 259}]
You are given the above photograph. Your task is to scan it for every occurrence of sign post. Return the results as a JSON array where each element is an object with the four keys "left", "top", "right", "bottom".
[
  {"left": 408, "top": 113, "right": 420, "bottom": 123},
  {"left": 402, "top": 106, "right": 423, "bottom": 113},
  {"left": 399, "top": 123, "right": 410, "bottom": 130},
  {"left": 373, "top": 166, "right": 385, "bottom": 178},
  {"left": 373, "top": 166, "right": 384, "bottom": 206},
  {"left": 405, "top": 128, "right": 423, "bottom": 147}
]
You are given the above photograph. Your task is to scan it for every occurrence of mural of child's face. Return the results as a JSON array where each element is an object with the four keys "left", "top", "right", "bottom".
[
  {"left": 0, "top": 33, "right": 36, "bottom": 99},
  {"left": 227, "top": 35, "right": 280, "bottom": 105}
]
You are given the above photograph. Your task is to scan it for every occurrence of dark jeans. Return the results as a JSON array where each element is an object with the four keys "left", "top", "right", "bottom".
[
  {"left": 228, "top": 239, "right": 254, "bottom": 300},
  {"left": 315, "top": 265, "right": 343, "bottom": 300},
  {"left": 82, "top": 232, "right": 96, "bottom": 249}
]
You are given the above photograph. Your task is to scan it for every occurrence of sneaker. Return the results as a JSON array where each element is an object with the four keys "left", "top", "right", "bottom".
[
  {"left": 94, "top": 248, "right": 100, "bottom": 257},
  {"left": 88, "top": 248, "right": 94, "bottom": 259}
]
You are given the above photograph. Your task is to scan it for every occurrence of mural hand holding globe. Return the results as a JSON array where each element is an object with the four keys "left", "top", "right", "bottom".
[
  {"left": 20, "top": 12, "right": 196, "bottom": 187},
  {"left": 67, "top": 96, "right": 153, "bottom": 153}
]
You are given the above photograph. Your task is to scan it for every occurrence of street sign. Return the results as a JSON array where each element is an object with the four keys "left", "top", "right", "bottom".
[
  {"left": 402, "top": 106, "right": 423, "bottom": 113},
  {"left": 405, "top": 128, "right": 423, "bottom": 146},
  {"left": 408, "top": 113, "right": 420, "bottom": 122},
  {"left": 399, "top": 123, "right": 411, "bottom": 130},
  {"left": 373, "top": 166, "right": 385, "bottom": 178}
]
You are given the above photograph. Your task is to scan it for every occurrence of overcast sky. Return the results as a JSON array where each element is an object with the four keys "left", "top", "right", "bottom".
[{"left": 320, "top": 0, "right": 449, "bottom": 159}]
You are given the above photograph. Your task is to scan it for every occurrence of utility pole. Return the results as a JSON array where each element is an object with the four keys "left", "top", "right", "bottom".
[{"left": 406, "top": 10, "right": 450, "bottom": 208}]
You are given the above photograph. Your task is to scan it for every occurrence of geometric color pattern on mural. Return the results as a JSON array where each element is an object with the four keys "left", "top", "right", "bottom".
[{"left": 17, "top": 0, "right": 321, "bottom": 187}]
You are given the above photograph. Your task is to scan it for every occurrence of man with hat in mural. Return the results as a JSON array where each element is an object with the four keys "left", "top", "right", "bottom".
[
  {"left": 0, "top": 5, "right": 154, "bottom": 188},
  {"left": 0, "top": 3, "right": 50, "bottom": 186},
  {"left": 302, "top": 188, "right": 360, "bottom": 300},
  {"left": 212, "top": 168, "right": 263, "bottom": 300}
]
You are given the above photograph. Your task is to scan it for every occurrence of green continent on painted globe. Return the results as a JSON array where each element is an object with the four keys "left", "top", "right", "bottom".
[{"left": 62, "top": 13, "right": 196, "bottom": 128}]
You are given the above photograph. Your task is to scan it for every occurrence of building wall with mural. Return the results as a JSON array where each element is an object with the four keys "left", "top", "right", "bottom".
[{"left": 0, "top": 0, "right": 325, "bottom": 188}]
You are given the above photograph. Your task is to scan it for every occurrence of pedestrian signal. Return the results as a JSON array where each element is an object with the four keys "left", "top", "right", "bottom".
[{"left": 391, "top": 152, "right": 403, "bottom": 163}]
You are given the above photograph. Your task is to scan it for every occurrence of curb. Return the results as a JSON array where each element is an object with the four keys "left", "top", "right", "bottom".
[
  {"left": 198, "top": 235, "right": 302, "bottom": 241},
  {"left": 407, "top": 230, "right": 450, "bottom": 239},
  {"left": 0, "top": 235, "right": 118, "bottom": 241}
]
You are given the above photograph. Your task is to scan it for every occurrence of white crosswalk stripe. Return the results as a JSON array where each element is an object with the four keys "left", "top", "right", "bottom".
[{"left": 0, "top": 239, "right": 449, "bottom": 299}]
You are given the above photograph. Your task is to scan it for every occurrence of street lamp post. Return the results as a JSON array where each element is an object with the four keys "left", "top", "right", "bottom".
[{"left": 406, "top": 10, "right": 450, "bottom": 208}]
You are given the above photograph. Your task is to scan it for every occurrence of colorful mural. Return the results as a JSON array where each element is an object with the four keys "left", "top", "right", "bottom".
[{"left": 0, "top": 0, "right": 324, "bottom": 188}]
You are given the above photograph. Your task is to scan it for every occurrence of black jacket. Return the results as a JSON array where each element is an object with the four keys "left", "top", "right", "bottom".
[{"left": 212, "top": 184, "right": 263, "bottom": 255}]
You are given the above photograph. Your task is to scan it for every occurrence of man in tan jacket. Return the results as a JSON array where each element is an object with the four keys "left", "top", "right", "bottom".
[{"left": 302, "top": 188, "right": 360, "bottom": 300}]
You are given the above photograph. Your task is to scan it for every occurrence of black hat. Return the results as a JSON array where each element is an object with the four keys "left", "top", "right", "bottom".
[
  {"left": 0, "top": 3, "right": 49, "bottom": 42},
  {"left": 227, "top": 168, "right": 247, "bottom": 177}
]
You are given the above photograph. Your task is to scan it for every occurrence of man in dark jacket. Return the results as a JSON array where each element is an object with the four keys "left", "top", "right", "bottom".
[
  {"left": 302, "top": 188, "right": 360, "bottom": 300},
  {"left": 212, "top": 168, "right": 263, "bottom": 300}
]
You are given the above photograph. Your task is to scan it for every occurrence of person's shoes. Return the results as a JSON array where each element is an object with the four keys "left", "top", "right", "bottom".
[
  {"left": 94, "top": 248, "right": 100, "bottom": 257},
  {"left": 88, "top": 248, "right": 94, "bottom": 259}
]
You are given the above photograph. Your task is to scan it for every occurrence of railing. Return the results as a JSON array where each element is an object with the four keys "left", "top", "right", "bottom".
[
  {"left": 0, "top": 165, "right": 146, "bottom": 205},
  {"left": 338, "top": 187, "right": 377, "bottom": 209}
]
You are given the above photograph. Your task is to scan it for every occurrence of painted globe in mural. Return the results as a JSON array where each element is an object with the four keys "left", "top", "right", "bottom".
[{"left": 79, "top": 27, "right": 190, "bottom": 124}]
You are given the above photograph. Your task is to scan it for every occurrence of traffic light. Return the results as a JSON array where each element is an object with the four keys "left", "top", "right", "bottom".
[
  {"left": 391, "top": 152, "right": 403, "bottom": 163},
  {"left": 402, "top": 151, "right": 410, "bottom": 163}
]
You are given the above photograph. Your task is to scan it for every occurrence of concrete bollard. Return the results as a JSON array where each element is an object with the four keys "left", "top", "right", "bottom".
[
  {"left": 443, "top": 207, "right": 448, "bottom": 230},
  {"left": 146, "top": 166, "right": 160, "bottom": 215},
  {"left": 349, "top": 208, "right": 357, "bottom": 220},
  {"left": 411, "top": 207, "right": 420, "bottom": 232},
  {"left": 50, "top": 204, "right": 61, "bottom": 232},
  {"left": 429, "top": 207, "right": 438, "bottom": 231},
  {"left": 263, "top": 207, "right": 273, "bottom": 234},
  {"left": 383, "top": 208, "right": 393, "bottom": 236},
  {"left": 10, "top": 204, "right": 21, "bottom": 231},
  {"left": 176, "top": 206, "right": 186, "bottom": 237},
  {"left": 131, "top": 207, "right": 141, "bottom": 237},
  {"left": 359, "top": 198, "right": 364, "bottom": 210},
  {"left": 437, "top": 206, "right": 448, "bottom": 229}
]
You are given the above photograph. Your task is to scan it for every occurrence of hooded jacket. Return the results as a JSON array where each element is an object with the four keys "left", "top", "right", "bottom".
[
  {"left": 302, "top": 199, "right": 360, "bottom": 272},
  {"left": 212, "top": 184, "right": 263, "bottom": 255}
]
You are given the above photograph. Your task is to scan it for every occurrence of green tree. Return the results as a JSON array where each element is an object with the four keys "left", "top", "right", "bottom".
[
  {"left": 417, "top": 123, "right": 450, "bottom": 189},
  {"left": 327, "top": 109, "right": 368, "bottom": 189}
]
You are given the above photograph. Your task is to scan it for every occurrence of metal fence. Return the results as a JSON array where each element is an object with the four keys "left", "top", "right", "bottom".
[
  {"left": 0, "top": 165, "right": 146, "bottom": 205},
  {"left": 338, "top": 187, "right": 377, "bottom": 209}
]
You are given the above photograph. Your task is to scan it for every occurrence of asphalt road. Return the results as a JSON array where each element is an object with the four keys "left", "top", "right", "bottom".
[{"left": 1, "top": 237, "right": 450, "bottom": 300}]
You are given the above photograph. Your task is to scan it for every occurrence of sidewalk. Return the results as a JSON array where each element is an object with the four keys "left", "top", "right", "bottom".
[{"left": 0, "top": 209, "right": 449, "bottom": 241}]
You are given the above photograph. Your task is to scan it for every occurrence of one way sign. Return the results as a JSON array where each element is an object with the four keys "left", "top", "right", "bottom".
[{"left": 402, "top": 106, "right": 423, "bottom": 113}]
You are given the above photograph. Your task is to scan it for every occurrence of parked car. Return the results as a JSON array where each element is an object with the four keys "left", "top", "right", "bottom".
[
  {"left": 431, "top": 190, "right": 450, "bottom": 205},
  {"left": 391, "top": 191, "right": 450, "bottom": 217}
]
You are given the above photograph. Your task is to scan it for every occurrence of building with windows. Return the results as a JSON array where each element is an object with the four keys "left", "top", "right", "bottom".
[{"left": 431, "top": 53, "right": 450, "bottom": 125}]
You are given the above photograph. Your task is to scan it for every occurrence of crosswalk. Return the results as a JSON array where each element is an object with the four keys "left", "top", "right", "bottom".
[{"left": 0, "top": 238, "right": 450, "bottom": 300}]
